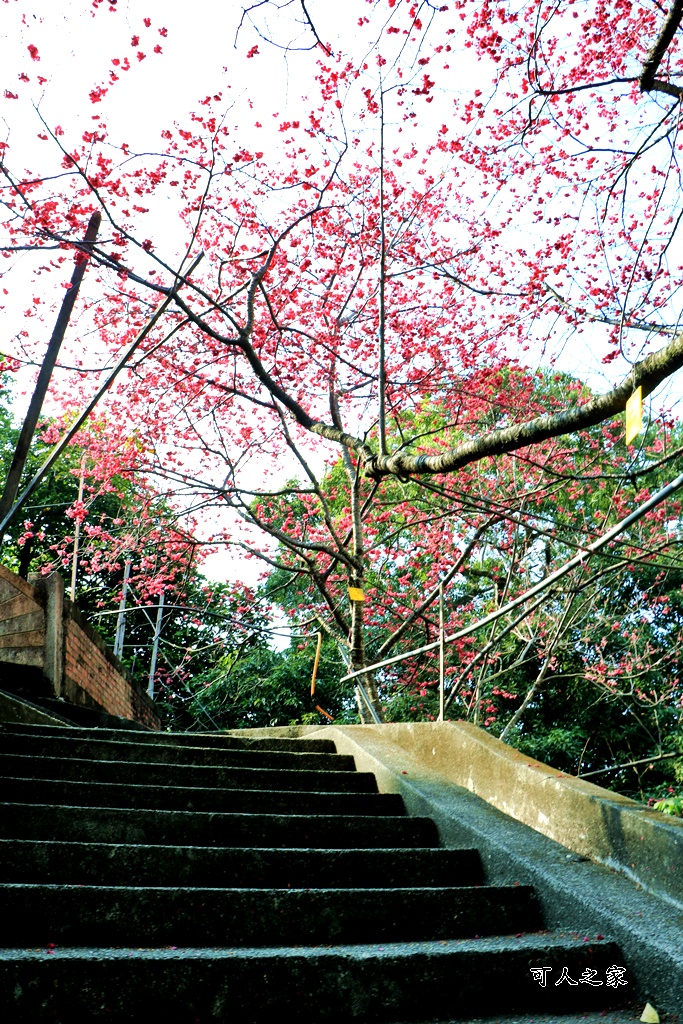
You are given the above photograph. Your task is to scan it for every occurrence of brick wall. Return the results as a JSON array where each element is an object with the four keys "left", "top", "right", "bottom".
[
  {"left": 0, "top": 566, "right": 159, "bottom": 729},
  {"left": 62, "top": 602, "right": 159, "bottom": 729}
]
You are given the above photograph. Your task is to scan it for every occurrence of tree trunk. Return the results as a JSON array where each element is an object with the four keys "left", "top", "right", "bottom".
[{"left": 348, "top": 467, "right": 384, "bottom": 722}]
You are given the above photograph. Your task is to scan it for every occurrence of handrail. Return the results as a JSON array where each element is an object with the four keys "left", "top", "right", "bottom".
[{"left": 339, "top": 464, "right": 683, "bottom": 694}]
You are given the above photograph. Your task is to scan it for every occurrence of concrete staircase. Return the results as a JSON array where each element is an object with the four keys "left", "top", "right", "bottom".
[{"left": 0, "top": 723, "right": 636, "bottom": 1022}]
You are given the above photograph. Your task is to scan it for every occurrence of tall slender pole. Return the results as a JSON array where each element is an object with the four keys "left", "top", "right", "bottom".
[
  {"left": 113, "top": 560, "right": 132, "bottom": 660},
  {"left": 438, "top": 581, "right": 444, "bottom": 722},
  {"left": 69, "top": 456, "right": 86, "bottom": 603},
  {"left": 377, "top": 85, "right": 387, "bottom": 457},
  {"left": 0, "top": 212, "right": 101, "bottom": 524},
  {"left": 147, "top": 591, "right": 165, "bottom": 699}
]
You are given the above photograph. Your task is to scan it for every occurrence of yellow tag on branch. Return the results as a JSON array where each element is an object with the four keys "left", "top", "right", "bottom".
[
  {"left": 348, "top": 587, "right": 365, "bottom": 602},
  {"left": 625, "top": 386, "right": 643, "bottom": 445}
]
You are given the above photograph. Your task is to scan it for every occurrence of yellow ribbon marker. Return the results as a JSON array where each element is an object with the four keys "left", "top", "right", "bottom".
[
  {"left": 625, "top": 385, "right": 643, "bottom": 445},
  {"left": 310, "top": 631, "right": 335, "bottom": 721},
  {"left": 348, "top": 587, "right": 365, "bottom": 602}
]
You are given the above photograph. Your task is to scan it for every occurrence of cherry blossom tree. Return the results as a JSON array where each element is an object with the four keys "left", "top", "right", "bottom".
[{"left": 2, "top": 1, "right": 683, "bottom": 723}]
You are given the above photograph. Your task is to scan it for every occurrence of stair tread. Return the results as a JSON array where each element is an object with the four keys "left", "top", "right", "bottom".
[
  {"left": 0, "top": 752, "right": 378, "bottom": 790},
  {"left": 0, "top": 882, "right": 532, "bottom": 894},
  {"left": 1, "top": 723, "right": 337, "bottom": 753},
  {"left": 0, "top": 725, "right": 631, "bottom": 1019},
  {"left": 0, "top": 882, "right": 543, "bottom": 944},
  {"left": 0, "top": 932, "right": 619, "bottom": 956},
  {"left": 0, "top": 776, "right": 403, "bottom": 813},
  {"left": 0, "top": 801, "right": 422, "bottom": 823},
  {"left": 0, "top": 839, "right": 466, "bottom": 853},
  {"left": 1, "top": 777, "right": 382, "bottom": 796},
  {"left": 0, "top": 837, "right": 483, "bottom": 886},
  {"left": 0, "top": 733, "right": 355, "bottom": 770},
  {"left": 383, "top": 1015, "right": 640, "bottom": 1024},
  {"left": 0, "top": 802, "right": 438, "bottom": 849}
]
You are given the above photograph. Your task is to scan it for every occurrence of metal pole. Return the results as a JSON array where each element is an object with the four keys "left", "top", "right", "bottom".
[
  {"left": 0, "top": 252, "right": 203, "bottom": 538},
  {"left": 113, "top": 560, "right": 132, "bottom": 659},
  {"left": 438, "top": 581, "right": 444, "bottom": 722},
  {"left": 356, "top": 677, "right": 382, "bottom": 724},
  {"left": 69, "top": 456, "right": 86, "bottom": 602},
  {"left": 147, "top": 591, "right": 165, "bottom": 698},
  {"left": 0, "top": 212, "right": 101, "bottom": 524}
]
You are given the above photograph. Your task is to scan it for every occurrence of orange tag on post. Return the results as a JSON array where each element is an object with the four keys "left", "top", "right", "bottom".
[
  {"left": 625, "top": 386, "right": 643, "bottom": 445},
  {"left": 348, "top": 587, "right": 365, "bottom": 602}
]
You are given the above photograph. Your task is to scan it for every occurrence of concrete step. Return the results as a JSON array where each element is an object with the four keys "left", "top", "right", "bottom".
[
  {"left": 0, "top": 730, "right": 355, "bottom": 771},
  {"left": 0, "top": 803, "right": 439, "bottom": 848},
  {"left": 0, "top": 723, "right": 633, "bottom": 1021},
  {"left": 19, "top": 698, "right": 154, "bottom": 732},
  {"left": 0, "top": 840, "right": 485, "bottom": 888},
  {"left": 0, "top": 752, "right": 379, "bottom": 792},
  {"left": 0, "top": 776, "right": 405, "bottom": 816},
  {"left": 0, "top": 688, "right": 76, "bottom": 727},
  {"left": 384, "top": 1015, "right": 640, "bottom": 1024},
  {"left": 4, "top": 722, "right": 338, "bottom": 754},
  {"left": 0, "top": 935, "right": 631, "bottom": 1021},
  {"left": 0, "top": 883, "right": 543, "bottom": 946}
]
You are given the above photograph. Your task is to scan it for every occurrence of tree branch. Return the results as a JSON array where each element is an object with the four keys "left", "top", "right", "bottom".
[
  {"left": 640, "top": 0, "right": 683, "bottom": 92},
  {"left": 374, "top": 517, "right": 495, "bottom": 662},
  {"left": 367, "top": 330, "right": 683, "bottom": 479}
]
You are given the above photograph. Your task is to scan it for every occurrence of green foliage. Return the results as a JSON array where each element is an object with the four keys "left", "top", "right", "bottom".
[
  {"left": 182, "top": 633, "right": 356, "bottom": 730},
  {"left": 251, "top": 373, "right": 683, "bottom": 796},
  {"left": 653, "top": 796, "right": 683, "bottom": 817}
]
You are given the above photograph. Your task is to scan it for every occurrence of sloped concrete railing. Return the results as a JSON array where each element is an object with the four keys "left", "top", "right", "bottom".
[{"left": 334, "top": 722, "right": 683, "bottom": 908}]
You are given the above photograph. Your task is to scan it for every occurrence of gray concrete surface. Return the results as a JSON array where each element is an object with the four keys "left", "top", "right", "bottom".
[
  {"left": 315, "top": 726, "right": 683, "bottom": 1019},
  {"left": 225, "top": 723, "right": 682, "bottom": 1017}
]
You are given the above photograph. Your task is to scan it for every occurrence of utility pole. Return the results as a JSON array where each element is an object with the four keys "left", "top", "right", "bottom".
[{"left": 0, "top": 212, "right": 101, "bottom": 525}]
